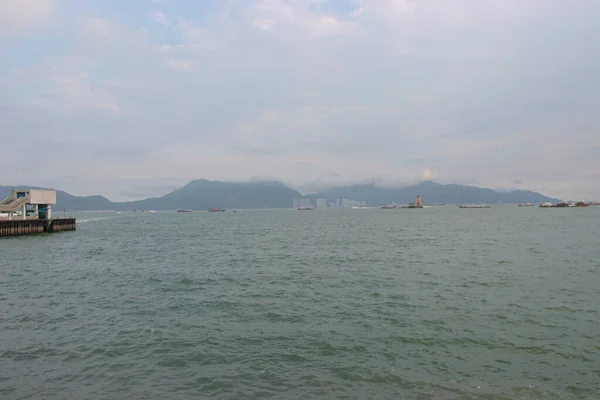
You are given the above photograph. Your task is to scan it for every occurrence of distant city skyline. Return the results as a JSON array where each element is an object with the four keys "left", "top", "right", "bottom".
[
  {"left": 294, "top": 197, "right": 368, "bottom": 209},
  {"left": 1, "top": 1, "right": 599, "bottom": 201}
]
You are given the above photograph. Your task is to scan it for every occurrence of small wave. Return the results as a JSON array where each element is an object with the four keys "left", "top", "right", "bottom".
[{"left": 77, "top": 217, "right": 114, "bottom": 224}]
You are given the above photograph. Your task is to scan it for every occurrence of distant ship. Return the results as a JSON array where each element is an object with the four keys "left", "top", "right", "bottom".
[
  {"left": 381, "top": 203, "right": 398, "bottom": 209},
  {"left": 208, "top": 207, "right": 225, "bottom": 212},
  {"left": 177, "top": 209, "right": 192, "bottom": 212},
  {"left": 406, "top": 195, "right": 423, "bottom": 209},
  {"left": 458, "top": 204, "right": 490, "bottom": 209},
  {"left": 539, "top": 202, "right": 569, "bottom": 208},
  {"left": 569, "top": 201, "right": 588, "bottom": 208},
  {"left": 518, "top": 203, "right": 535, "bottom": 207},
  {"left": 297, "top": 206, "right": 313, "bottom": 211}
]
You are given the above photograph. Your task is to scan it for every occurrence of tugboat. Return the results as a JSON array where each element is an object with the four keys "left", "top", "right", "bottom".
[
  {"left": 406, "top": 195, "right": 424, "bottom": 209},
  {"left": 208, "top": 207, "right": 226, "bottom": 212}
]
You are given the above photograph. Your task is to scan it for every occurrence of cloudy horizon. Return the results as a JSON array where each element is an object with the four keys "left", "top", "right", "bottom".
[{"left": 1, "top": 0, "right": 599, "bottom": 201}]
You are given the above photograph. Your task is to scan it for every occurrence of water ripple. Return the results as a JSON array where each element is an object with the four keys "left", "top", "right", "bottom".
[{"left": 1, "top": 207, "right": 600, "bottom": 399}]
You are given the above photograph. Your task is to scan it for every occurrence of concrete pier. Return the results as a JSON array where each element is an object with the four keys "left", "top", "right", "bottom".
[
  {"left": 0, "top": 218, "right": 76, "bottom": 237},
  {"left": 0, "top": 189, "right": 76, "bottom": 237}
]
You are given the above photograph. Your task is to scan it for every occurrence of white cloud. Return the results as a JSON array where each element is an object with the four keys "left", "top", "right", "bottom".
[
  {"left": 52, "top": 73, "right": 121, "bottom": 112},
  {"left": 0, "top": 0, "right": 54, "bottom": 37},
  {"left": 246, "top": 0, "right": 353, "bottom": 38},
  {"left": 166, "top": 59, "right": 192, "bottom": 70},
  {"left": 7, "top": 57, "right": 121, "bottom": 112},
  {"left": 2, "top": 0, "right": 600, "bottom": 200},
  {"left": 253, "top": 19, "right": 274, "bottom": 31},
  {"left": 81, "top": 17, "right": 119, "bottom": 41},
  {"left": 151, "top": 11, "right": 171, "bottom": 26}
]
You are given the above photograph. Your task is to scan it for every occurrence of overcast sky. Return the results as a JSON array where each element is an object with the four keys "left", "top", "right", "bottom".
[{"left": 1, "top": 0, "right": 599, "bottom": 201}]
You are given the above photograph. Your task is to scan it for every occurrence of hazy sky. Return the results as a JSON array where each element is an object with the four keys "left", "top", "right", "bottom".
[{"left": 1, "top": 0, "right": 599, "bottom": 201}]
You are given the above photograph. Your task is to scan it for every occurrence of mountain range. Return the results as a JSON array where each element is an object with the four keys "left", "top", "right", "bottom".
[
  {"left": 305, "top": 181, "right": 562, "bottom": 206},
  {"left": 0, "top": 180, "right": 561, "bottom": 211}
]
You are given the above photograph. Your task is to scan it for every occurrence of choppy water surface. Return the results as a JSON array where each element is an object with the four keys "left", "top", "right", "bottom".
[{"left": 1, "top": 207, "right": 599, "bottom": 399}]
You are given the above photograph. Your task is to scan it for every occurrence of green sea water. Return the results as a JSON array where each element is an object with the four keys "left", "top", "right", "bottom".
[{"left": 1, "top": 206, "right": 599, "bottom": 399}]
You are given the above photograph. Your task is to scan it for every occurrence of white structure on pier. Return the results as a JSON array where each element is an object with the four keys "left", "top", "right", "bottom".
[{"left": 0, "top": 189, "right": 56, "bottom": 220}]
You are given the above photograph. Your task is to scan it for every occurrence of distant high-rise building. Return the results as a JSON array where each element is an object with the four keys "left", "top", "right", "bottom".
[
  {"left": 298, "top": 198, "right": 312, "bottom": 208},
  {"left": 316, "top": 198, "right": 327, "bottom": 209},
  {"left": 336, "top": 199, "right": 367, "bottom": 208}
]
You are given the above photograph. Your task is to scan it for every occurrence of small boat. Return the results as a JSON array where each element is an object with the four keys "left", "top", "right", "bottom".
[
  {"left": 177, "top": 209, "right": 192, "bottom": 212},
  {"left": 569, "top": 201, "right": 588, "bottom": 208},
  {"left": 208, "top": 207, "right": 225, "bottom": 212},
  {"left": 147, "top": 210, "right": 156, "bottom": 213},
  {"left": 519, "top": 203, "right": 535, "bottom": 207},
  {"left": 297, "top": 206, "right": 313, "bottom": 210}
]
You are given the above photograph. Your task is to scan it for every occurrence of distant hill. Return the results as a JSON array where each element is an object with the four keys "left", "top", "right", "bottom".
[
  {"left": 119, "top": 179, "right": 303, "bottom": 210},
  {"left": 0, "top": 185, "right": 115, "bottom": 211},
  {"left": 306, "top": 181, "right": 562, "bottom": 205},
  {"left": 1, "top": 180, "right": 561, "bottom": 211},
  {"left": 1, "top": 180, "right": 303, "bottom": 211}
]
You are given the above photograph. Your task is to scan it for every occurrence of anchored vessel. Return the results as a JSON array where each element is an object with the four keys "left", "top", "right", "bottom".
[
  {"left": 458, "top": 204, "right": 490, "bottom": 208},
  {"left": 569, "top": 201, "right": 588, "bottom": 208},
  {"left": 406, "top": 195, "right": 424, "bottom": 209},
  {"left": 540, "top": 202, "right": 569, "bottom": 208}
]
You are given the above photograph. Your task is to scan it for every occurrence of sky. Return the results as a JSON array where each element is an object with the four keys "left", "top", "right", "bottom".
[{"left": 1, "top": 0, "right": 599, "bottom": 201}]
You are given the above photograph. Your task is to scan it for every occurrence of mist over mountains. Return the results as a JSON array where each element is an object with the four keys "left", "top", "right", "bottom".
[{"left": 1, "top": 180, "right": 561, "bottom": 211}]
